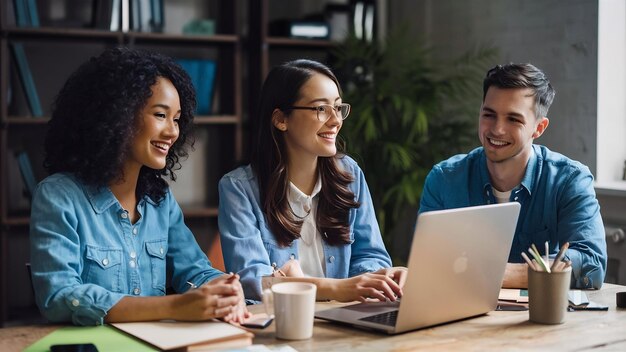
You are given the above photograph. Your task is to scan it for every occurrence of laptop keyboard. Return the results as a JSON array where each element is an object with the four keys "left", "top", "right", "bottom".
[{"left": 359, "top": 310, "right": 398, "bottom": 326}]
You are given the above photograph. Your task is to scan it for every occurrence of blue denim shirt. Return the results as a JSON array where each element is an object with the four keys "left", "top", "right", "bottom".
[
  {"left": 419, "top": 145, "right": 607, "bottom": 289},
  {"left": 218, "top": 156, "right": 392, "bottom": 301},
  {"left": 30, "top": 173, "right": 223, "bottom": 326}
]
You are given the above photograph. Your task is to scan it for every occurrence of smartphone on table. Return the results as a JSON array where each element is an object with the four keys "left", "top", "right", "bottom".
[{"left": 50, "top": 343, "right": 98, "bottom": 352}]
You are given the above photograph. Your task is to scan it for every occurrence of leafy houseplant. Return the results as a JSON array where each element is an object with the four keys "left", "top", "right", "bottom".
[{"left": 331, "top": 30, "right": 497, "bottom": 261}]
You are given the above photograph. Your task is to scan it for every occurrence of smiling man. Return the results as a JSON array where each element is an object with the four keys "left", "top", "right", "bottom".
[{"left": 418, "top": 63, "right": 607, "bottom": 289}]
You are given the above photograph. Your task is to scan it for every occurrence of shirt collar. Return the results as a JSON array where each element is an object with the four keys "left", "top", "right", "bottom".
[
  {"left": 288, "top": 175, "right": 322, "bottom": 201},
  {"left": 83, "top": 182, "right": 157, "bottom": 214},
  {"left": 287, "top": 175, "right": 322, "bottom": 216},
  {"left": 84, "top": 184, "right": 119, "bottom": 214},
  {"left": 519, "top": 145, "right": 540, "bottom": 195},
  {"left": 479, "top": 145, "right": 539, "bottom": 196}
]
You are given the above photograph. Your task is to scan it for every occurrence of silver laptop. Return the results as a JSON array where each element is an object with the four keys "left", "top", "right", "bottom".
[{"left": 315, "top": 202, "right": 521, "bottom": 334}]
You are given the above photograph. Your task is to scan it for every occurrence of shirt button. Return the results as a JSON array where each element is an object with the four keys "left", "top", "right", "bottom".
[
  {"left": 160, "top": 247, "right": 164, "bottom": 255},
  {"left": 329, "top": 255, "right": 335, "bottom": 263},
  {"left": 514, "top": 197, "right": 519, "bottom": 201},
  {"left": 121, "top": 212, "right": 128, "bottom": 219},
  {"left": 290, "top": 254, "right": 296, "bottom": 260},
  {"left": 129, "top": 260, "right": 136, "bottom": 268},
  {"left": 71, "top": 299, "right": 80, "bottom": 307},
  {"left": 132, "top": 228, "right": 138, "bottom": 235},
  {"left": 102, "top": 258, "right": 109, "bottom": 266},
  {"left": 133, "top": 288, "right": 140, "bottom": 295},
  {"left": 130, "top": 251, "right": 136, "bottom": 259}
]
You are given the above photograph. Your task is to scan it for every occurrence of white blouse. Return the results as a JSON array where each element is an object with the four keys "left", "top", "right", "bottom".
[{"left": 288, "top": 177, "right": 325, "bottom": 277}]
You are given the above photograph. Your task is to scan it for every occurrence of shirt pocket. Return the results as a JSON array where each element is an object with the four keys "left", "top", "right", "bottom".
[
  {"left": 84, "top": 245, "right": 123, "bottom": 292},
  {"left": 145, "top": 239, "right": 168, "bottom": 292}
]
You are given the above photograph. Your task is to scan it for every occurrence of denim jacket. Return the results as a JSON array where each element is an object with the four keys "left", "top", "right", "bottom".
[
  {"left": 218, "top": 156, "right": 392, "bottom": 301},
  {"left": 30, "top": 173, "right": 223, "bottom": 326},
  {"left": 419, "top": 145, "right": 607, "bottom": 289}
]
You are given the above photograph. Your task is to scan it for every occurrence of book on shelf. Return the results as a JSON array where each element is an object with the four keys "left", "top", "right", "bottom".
[
  {"left": 98, "top": 0, "right": 161, "bottom": 32},
  {"left": 13, "top": 0, "right": 39, "bottom": 27},
  {"left": 10, "top": 42, "right": 43, "bottom": 117},
  {"left": 15, "top": 151, "right": 38, "bottom": 200},
  {"left": 176, "top": 59, "right": 217, "bottom": 115},
  {"left": 289, "top": 21, "right": 330, "bottom": 39},
  {"left": 111, "top": 320, "right": 253, "bottom": 351},
  {"left": 92, "top": 0, "right": 115, "bottom": 30},
  {"left": 26, "top": 0, "right": 40, "bottom": 27},
  {"left": 13, "top": 0, "right": 29, "bottom": 26},
  {"left": 149, "top": 0, "right": 164, "bottom": 32}
]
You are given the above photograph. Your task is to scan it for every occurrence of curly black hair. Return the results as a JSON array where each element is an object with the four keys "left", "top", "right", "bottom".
[{"left": 44, "top": 46, "right": 196, "bottom": 203}]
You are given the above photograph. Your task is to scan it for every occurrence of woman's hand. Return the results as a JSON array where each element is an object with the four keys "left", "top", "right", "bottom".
[
  {"left": 330, "top": 272, "right": 403, "bottom": 303},
  {"left": 372, "top": 266, "right": 408, "bottom": 289},
  {"left": 172, "top": 273, "right": 249, "bottom": 322},
  {"left": 278, "top": 259, "right": 305, "bottom": 277}
]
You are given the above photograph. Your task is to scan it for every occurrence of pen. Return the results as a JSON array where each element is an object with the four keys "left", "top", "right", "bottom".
[
  {"left": 550, "top": 242, "right": 570, "bottom": 272},
  {"left": 528, "top": 245, "right": 550, "bottom": 273},
  {"left": 186, "top": 281, "right": 198, "bottom": 290},
  {"left": 545, "top": 241, "right": 550, "bottom": 272},
  {"left": 521, "top": 252, "right": 537, "bottom": 271}
]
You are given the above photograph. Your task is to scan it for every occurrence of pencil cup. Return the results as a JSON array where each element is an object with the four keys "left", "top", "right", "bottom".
[
  {"left": 262, "top": 282, "right": 316, "bottom": 340},
  {"left": 528, "top": 266, "right": 572, "bottom": 324}
]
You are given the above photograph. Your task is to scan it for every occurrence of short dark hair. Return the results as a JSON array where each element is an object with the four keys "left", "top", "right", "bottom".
[
  {"left": 250, "top": 59, "right": 358, "bottom": 247},
  {"left": 44, "top": 46, "right": 196, "bottom": 203},
  {"left": 483, "top": 63, "right": 556, "bottom": 118}
]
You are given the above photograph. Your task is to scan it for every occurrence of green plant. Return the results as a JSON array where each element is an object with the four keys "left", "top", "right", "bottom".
[{"left": 331, "top": 29, "right": 497, "bottom": 249}]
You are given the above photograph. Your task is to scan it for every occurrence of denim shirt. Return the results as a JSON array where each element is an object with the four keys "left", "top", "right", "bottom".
[
  {"left": 218, "top": 156, "right": 392, "bottom": 301},
  {"left": 419, "top": 145, "right": 607, "bottom": 289},
  {"left": 30, "top": 173, "right": 223, "bottom": 326}
]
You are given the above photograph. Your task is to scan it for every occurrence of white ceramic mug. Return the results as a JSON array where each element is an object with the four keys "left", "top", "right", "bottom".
[{"left": 262, "top": 282, "right": 317, "bottom": 340}]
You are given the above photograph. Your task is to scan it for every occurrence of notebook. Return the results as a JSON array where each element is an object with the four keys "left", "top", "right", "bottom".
[
  {"left": 111, "top": 320, "right": 253, "bottom": 351},
  {"left": 315, "top": 202, "right": 521, "bottom": 334}
]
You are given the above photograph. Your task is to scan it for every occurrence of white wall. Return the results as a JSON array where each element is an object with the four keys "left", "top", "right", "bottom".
[{"left": 597, "top": 0, "right": 626, "bottom": 186}]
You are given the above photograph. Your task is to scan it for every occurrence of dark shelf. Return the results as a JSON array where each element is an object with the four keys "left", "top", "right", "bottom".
[
  {"left": 4, "top": 117, "right": 49, "bottom": 125},
  {"left": 2, "top": 216, "right": 30, "bottom": 227},
  {"left": 194, "top": 115, "right": 239, "bottom": 124},
  {"left": 4, "top": 27, "right": 123, "bottom": 41},
  {"left": 266, "top": 36, "right": 336, "bottom": 48},
  {"left": 128, "top": 32, "right": 239, "bottom": 45}
]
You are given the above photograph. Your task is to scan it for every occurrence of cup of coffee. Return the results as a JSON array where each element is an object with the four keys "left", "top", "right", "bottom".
[
  {"left": 527, "top": 266, "right": 572, "bottom": 324},
  {"left": 262, "top": 282, "right": 316, "bottom": 340}
]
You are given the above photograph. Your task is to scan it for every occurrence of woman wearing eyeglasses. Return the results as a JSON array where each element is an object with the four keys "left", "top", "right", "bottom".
[{"left": 218, "top": 59, "right": 407, "bottom": 303}]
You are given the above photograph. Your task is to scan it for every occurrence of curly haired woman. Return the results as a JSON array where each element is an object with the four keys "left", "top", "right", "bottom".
[{"left": 30, "top": 47, "right": 248, "bottom": 326}]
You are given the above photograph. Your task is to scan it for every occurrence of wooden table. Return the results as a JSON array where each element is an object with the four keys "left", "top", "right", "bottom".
[{"left": 2, "top": 284, "right": 625, "bottom": 351}]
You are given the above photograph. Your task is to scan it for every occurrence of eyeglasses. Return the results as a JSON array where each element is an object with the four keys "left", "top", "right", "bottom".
[{"left": 288, "top": 103, "right": 351, "bottom": 122}]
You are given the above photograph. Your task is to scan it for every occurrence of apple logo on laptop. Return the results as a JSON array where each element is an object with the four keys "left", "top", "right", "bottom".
[{"left": 453, "top": 252, "right": 468, "bottom": 274}]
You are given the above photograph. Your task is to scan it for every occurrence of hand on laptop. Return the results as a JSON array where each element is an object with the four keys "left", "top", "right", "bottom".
[
  {"left": 332, "top": 272, "right": 403, "bottom": 302},
  {"left": 372, "top": 267, "right": 408, "bottom": 289}
]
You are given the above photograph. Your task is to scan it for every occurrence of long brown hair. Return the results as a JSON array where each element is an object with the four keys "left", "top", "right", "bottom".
[{"left": 250, "top": 59, "right": 359, "bottom": 247}]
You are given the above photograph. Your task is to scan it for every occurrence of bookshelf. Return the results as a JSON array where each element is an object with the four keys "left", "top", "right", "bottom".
[
  {"left": 0, "top": 0, "right": 242, "bottom": 326},
  {"left": 247, "top": 0, "right": 340, "bottom": 126}
]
